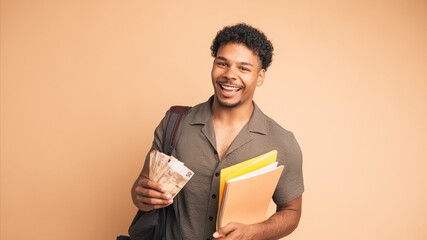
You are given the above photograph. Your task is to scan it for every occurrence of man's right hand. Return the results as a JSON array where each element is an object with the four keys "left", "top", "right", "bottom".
[{"left": 131, "top": 176, "right": 173, "bottom": 211}]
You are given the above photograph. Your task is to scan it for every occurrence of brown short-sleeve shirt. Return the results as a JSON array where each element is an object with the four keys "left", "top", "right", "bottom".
[{"left": 146, "top": 97, "right": 304, "bottom": 240}]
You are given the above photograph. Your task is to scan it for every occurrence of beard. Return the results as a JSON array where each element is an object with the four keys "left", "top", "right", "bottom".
[
  {"left": 218, "top": 99, "right": 240, "bottom": 108},
  {"left": 214, "top": 94, "right": 241, "bottom": 108}
]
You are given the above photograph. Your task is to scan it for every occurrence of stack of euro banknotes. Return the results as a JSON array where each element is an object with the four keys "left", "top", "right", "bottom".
[{"left": 149, "top": 150, "right": 194, "bottom": 198}]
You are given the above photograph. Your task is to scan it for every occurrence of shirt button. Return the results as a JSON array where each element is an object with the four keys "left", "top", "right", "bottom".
[
  {"left": 209, "top": 216, "right": 214, "bottom": 221},
  {"left": 211, "top": 194, "right": 216, "bottom": 199},
  {"left": 215, "top": 172, "right": 220, "bottom": 177}
]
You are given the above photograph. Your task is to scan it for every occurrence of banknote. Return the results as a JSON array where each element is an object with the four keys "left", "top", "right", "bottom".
[
  {"left": 150, "top": 151, "right": 171, "bottom": 182},
  {"left": 148, "top": 150, "right": 194, "bottom": 197}
]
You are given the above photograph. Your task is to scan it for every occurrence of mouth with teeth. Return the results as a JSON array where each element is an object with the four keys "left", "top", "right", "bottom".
[{"left": 219, "top": 83, "right": 242, "bottom": 96}]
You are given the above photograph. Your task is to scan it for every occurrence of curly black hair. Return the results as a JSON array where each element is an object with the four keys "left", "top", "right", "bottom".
[{"left": 210, "top": 23, "right": 274, "bottom": 70}]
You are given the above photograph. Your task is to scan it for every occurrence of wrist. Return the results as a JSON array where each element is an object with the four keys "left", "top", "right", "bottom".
[{"left": 249, "top": 223, "right": 268, "bottom": 240}]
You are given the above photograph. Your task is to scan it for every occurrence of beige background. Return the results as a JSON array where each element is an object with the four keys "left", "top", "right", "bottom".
[{"left": 1, "top": 0, "right": 427, "bottom": 240}]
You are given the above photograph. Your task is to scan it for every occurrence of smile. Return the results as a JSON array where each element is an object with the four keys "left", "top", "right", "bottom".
[{"left": 220, "top": 84, "right": 241, "bottom": 92}]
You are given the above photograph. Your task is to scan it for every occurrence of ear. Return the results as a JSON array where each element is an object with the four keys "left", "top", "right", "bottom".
[{"left": 257, "top": 69, "right": 266, "bottom": 87}]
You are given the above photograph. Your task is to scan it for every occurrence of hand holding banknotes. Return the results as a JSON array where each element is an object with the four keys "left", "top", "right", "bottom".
[
  {"left": 132, "top": 150, "right": 194, "bottom": 211},
  {"left": 132, "top": 175, "right": 173, "bottom": 211}
]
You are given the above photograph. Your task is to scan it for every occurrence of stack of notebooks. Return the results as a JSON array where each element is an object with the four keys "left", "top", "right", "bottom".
[{"left": 216, "top": 150, "right": 284, "bottom": 228}]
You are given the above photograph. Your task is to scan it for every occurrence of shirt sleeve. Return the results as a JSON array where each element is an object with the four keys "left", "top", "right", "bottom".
[{"left": 273, "top": 131, "right": 304, "bottom": 205}]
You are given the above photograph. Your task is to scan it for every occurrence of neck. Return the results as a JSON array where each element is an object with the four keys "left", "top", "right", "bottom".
[{"left": 211, "top": 99, "right": 254, "bottom": 125}]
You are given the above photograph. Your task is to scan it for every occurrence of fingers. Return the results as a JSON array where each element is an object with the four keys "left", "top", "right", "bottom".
[
  {"left": 135, "top": 177, "right": 167, "bottom": 196},
  {"left": 137, "top": 177, "right": 164, "bottom": 192},
  {"left": 212, "top": 231, "right": 224, "bottom": 239},
  {"left": 213, "top": 223, "right": 236, "bottom": 239},
  {"left": 133, "top": 177, "right": 173, "bottom": 211}
]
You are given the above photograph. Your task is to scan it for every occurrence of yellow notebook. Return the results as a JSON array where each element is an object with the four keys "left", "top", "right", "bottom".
[
  {"left": 217, "top": 163, "right": 284, "bottom": 228},
  {"left": 216, "top": 150, "right": 279, "bottom": 227}
]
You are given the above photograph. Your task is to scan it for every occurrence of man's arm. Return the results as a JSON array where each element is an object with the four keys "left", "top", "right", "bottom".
[{"left": 213, "top": 195, "right": 302, "bottom": 240}]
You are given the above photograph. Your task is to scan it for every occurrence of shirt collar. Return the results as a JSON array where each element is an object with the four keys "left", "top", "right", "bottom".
[{"left": 190, "top": 96, "right": 268, "bottom": 135}]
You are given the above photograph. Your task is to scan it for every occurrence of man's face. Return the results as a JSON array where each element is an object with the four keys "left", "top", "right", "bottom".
[{"left": 211, "top": 43, "right": 265, "bottom": 109}]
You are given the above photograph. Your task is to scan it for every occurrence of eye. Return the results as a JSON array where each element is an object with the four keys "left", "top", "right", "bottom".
[
  {"left": 239, "top": 66, "right": 251, "bottom": 72},
  {"left": 216, "top": 61, "right": 228, "bottom": 67}
]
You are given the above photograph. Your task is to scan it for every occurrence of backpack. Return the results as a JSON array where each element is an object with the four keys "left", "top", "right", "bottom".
[{"left": 117, "top": 106, "right": 191, "bottom": 240}]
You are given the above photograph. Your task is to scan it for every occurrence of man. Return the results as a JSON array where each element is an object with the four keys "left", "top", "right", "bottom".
[{"left": 131, "top": 23, "right": 304, "bottom": 240}]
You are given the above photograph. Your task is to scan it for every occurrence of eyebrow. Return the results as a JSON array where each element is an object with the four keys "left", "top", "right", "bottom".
[{"left": 215, "top": 56, "right": 254, "bottom": 67}]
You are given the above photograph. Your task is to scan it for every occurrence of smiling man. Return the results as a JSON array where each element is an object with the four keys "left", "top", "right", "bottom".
[{"left": 131, "top": 23, "right": 304, "bottom": 240}]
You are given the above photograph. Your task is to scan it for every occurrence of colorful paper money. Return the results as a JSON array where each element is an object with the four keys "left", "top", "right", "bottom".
[{"left": 149, "top": 150, "right": 194, "bottom": 197}]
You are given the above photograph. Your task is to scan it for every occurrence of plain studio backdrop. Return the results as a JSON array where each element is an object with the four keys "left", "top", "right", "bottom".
[{"left": 1, "top": 1, "right": 426, "bottom": 239}]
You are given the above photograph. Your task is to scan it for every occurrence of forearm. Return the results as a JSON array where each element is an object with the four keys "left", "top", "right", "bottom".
[
  {"left": 256, "top": 208, "right": 301, "bottom": 239},
  {"left": 253, "top": 196, "right": 302, "bottom": 240}
]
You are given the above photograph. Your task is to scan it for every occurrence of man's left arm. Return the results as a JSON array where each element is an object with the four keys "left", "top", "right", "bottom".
[{"left": 213, "top": 195, "right": 302, "bottom": 240}]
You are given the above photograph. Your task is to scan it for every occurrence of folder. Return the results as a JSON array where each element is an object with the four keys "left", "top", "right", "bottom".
[
  {"left": 217, "top": 163, "right": 284, "bottom": 228},
  {"left": 216, "top": 150, "right": 283, "bottom": 228}
]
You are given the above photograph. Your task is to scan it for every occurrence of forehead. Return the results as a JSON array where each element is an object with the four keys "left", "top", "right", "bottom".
[{"left": 216, "top": 43, "right": 261, "bottom": 67}]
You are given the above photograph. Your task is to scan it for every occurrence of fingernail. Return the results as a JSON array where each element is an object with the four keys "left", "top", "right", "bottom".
[
  {"left": 213, "top": 232, "right": 219, "bottom": 238},
  {"left": 166, "top": 194, "right": 172, "bottom": 199}
]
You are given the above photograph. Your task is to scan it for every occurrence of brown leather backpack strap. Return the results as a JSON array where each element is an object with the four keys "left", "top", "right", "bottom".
[{"left": 163, "top": 106, "right": 191, "bottom": 156}]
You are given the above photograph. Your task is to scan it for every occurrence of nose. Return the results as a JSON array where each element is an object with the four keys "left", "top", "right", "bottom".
[{"left": 223, "top": 66, "right": 237, "bottom": 80}]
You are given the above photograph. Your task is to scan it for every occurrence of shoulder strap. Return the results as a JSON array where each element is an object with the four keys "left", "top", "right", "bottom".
[
  {"left": 163, "top": 106, "right": 191, "bottom": 156},
  {"left": 159, "top": 106, "right": 190, "bottom": 240}
]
